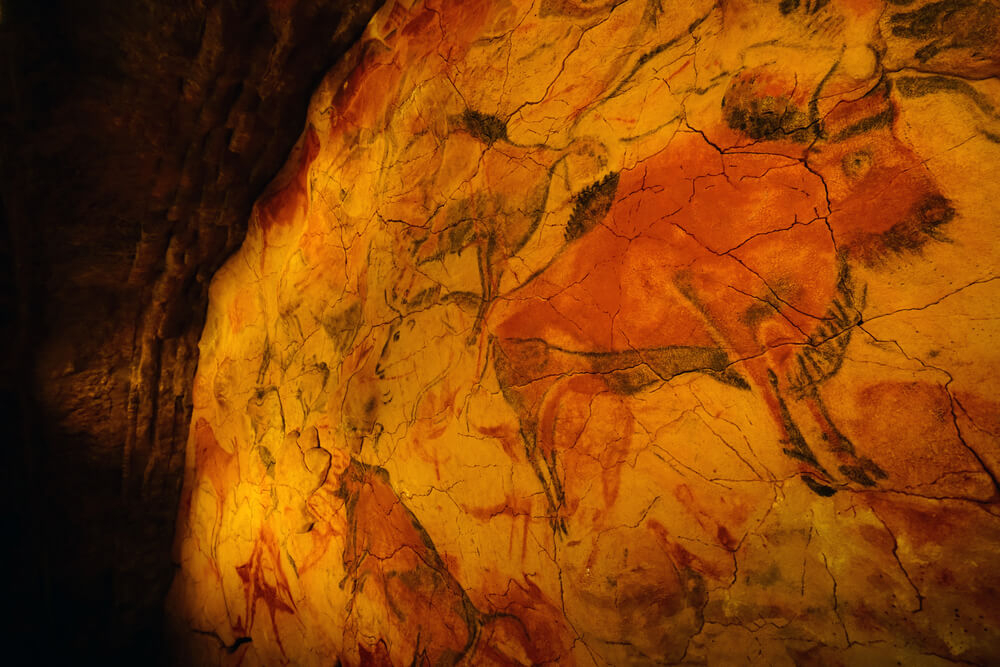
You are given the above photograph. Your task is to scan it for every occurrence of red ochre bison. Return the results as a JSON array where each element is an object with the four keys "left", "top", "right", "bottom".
[{"left": 487, "top": 66, "right": 955, "bottom": 525}]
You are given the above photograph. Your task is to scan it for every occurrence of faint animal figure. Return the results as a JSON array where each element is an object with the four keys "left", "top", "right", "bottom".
[
  {"left": 488, "top": 66, "right": 955, "bottom": 527},
  {"left": 336, "top": 459, "right": 575, "bottom": 666}
]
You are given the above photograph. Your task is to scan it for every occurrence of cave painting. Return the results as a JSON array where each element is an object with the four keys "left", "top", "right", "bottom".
[
  {"left": 493, "top": 71, "right": 955, "bottom": 520},
  {"left": 168, "top": 0, "right": 1000, "bottom": 665}
]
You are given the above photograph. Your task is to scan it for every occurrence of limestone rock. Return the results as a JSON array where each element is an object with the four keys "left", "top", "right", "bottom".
[{"left": 169, "top": 1, "right": 1000, "bottom": 664}]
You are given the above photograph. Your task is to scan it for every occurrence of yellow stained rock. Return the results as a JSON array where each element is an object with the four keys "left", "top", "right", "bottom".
[{"left": 168, "top": 1, "right": 1000, "bottom": 664}]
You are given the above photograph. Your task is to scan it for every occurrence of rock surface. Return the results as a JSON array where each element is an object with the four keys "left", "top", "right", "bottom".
[
  {"left": 1, "top": 0, "right": 381, "bottom": 661},
  {"left": 160, "top": 0, "right": 1000, "bottom": 664}
]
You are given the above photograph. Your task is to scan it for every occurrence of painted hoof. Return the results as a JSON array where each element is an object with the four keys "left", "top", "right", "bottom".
[{"left": 802, "top": 474, "right": 837, "bottom": 497}]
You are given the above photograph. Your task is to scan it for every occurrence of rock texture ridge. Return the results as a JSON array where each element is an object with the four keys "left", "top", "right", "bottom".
[
  {"left": 169, "top": 0, "right": 1000, "bottom": 664},
  {"left": 1, "top": 0, "right": 381, "bottom": 661}
]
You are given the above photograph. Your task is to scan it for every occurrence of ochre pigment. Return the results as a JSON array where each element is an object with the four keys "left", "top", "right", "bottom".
[{"left": 168, "top": 1, "right": 1000, "bottom": 663}]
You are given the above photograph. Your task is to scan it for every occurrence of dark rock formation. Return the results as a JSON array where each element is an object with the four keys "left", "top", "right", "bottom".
[{"left": 0, "top": 1, "right": 381, "bottom": 661}]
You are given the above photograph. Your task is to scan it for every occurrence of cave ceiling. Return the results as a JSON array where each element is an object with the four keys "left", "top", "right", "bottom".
[
  {"left": 168, "top": 0, "right": 1000, "bottom": 665},
  {"left": 4, "top": 0, "right": 1000, "bottom": 665}
]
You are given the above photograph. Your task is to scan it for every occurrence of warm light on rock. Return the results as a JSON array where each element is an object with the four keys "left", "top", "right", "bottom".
[{"left": 167, "top": 0, "right": 1000, "bottom": 663}]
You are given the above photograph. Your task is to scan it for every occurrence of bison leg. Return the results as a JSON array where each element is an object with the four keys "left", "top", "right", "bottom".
[
  {"left": 521, "top": 423, "right": 567, "bottom": 534},
  {"left": 491, "top": 338, "right": 568, "bottom": 533},
  {"left": 804, "top": 392, "right": 887, "bottom": 487},
  {"left": 758, "top": 369, "right": 840, "bottom": 495}
]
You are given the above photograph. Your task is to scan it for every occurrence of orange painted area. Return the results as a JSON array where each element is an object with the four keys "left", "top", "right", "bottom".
[
  {"left": 340, "top": 462, "right": 477, "bottom": 666},
  {"left": 476, "top": 577, "right": 575, "bottom": 665},
  {"left": 234, "top": 525, "right": 298, "bottom": 654},
  {"left": 227, "top": 289, "right": 257, "bottom": 333},
  {"left": 493, "top": 130, "right": 834, "bottom": 356},
  {"left": 810, "top": 87, "right": 954, "bottom": 266},
  {"left": 256, "top": 124, "right": 320, "bottom": 240},
  {"left": 192, "top": 418, "right": 239, "bottom": 522},
  {"left": 171, "top": 0, "right": 1000, "bottom": 664}
]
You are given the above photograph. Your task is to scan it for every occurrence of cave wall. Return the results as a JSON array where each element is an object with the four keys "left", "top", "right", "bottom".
[
  {"left": 167, "top": 0, "right": 1000, "bottom": 664},
  {"left": 1, "top": 0, "right": 381, "bottom": 661}
]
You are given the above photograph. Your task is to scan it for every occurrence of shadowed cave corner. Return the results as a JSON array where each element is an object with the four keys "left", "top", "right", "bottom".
[{"left": 0, "top": 0, "right": 382, "bottom": 662}]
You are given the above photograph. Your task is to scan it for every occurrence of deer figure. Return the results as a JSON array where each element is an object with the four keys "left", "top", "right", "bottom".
[{"left": 486, "top": 64, "right": 955, "bottom": 527}]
